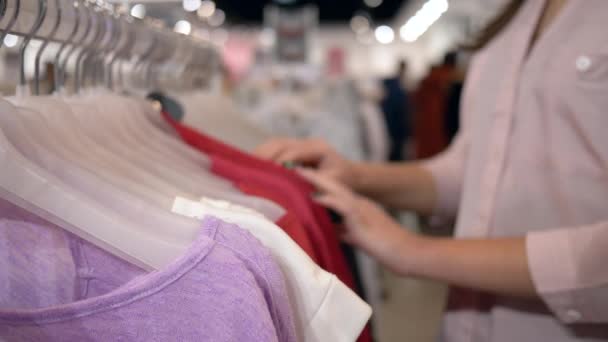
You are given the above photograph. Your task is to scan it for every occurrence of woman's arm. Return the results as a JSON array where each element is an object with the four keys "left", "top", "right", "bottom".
[
  {"left": 349, "top": 161, "right": 438, "bottom": 215},
  {"left": 255, "top": 137, "right": 457, "bottom": 214},
  {"left": 401, "top": 234, "right": 535, "bottom": 297},
  {"left": 299, "top": 168, "right": 536, "bottom": 298}
]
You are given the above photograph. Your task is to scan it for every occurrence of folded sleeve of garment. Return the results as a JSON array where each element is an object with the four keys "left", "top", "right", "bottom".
[
  {"left": 219, "top": 212, "right": 373, "bottom": 342},
  {"left": 526, "top": 221, "right": 608, "bottom": 324},
  {"left": 307, "top": 274, "right": 372, "bottom": 342}
]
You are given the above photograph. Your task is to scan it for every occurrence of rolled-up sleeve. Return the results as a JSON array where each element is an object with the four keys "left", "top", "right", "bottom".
[
  {"left": 526, "top": 221, "right": 608, "bottom": 323},
  {"left": 420, "top": 132, "right": 468, "bottom": 218}
]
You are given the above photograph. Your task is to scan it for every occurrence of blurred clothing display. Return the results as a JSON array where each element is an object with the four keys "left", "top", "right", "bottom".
[
  {"left": 444, "top": 81, "right": 463, "bottom": 143},
  {"left": 239, "top": 77, "right": 367, "bottom": 161},
  {"left": 381, "top": 73, "right": 411, "bottom": 162},
  {"left": 423, "top": 1, "right": 608, "bottom": 340},
  {"left": 178, "top": 91, "right": 271, "bottom": 152},
  {"left": 413, "top": 61, "right": 454, "bottom": 159},
  {"left": 360, "top": 99, "right": 390, "bottom": 162}
]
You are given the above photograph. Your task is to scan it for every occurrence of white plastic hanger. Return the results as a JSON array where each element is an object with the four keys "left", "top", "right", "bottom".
[
  {"left": 68, "top": 17, "right": 284, "bottom": 218},
  {"left": 13, "top": 4, "right": 199, "bottom": 206},
  {"left": 0, "top": 0, "right": 202, "bottom": 270}
]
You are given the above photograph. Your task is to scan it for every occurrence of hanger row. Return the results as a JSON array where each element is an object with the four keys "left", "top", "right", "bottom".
[{"left": 0, "top": 0, "right": 218, "bottom": 94}]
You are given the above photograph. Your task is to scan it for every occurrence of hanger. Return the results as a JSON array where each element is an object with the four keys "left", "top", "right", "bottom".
[
  {"left": 74, "top": 1, "right": 100, "bottom": 93},
  {"left": 53, "top": 0, "right": 79, "bottom": 92},
  {"left": 33, "top": 0, "right": 61, "bottom": 95},
  {"left": 0, "top": 0, "right": 19, "bottom": 46},
  {"left": 16, "top": 0, "right": 46, "bottom": 95},
  {"left": 108, "top": 16, "right": 133, "bottom": 90},
  {"left": 59, "top": 0, "right": 91, "bottom": 93},
  {"left": 68, "top": 15, "right": 284, "bottom": 218},
  {"left": 0, "top": 0, "right": 192, "bottom": 271}
]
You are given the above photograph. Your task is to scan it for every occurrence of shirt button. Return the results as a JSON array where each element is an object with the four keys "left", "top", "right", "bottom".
[
  {"left": 566, "top": 309, "right": 583, "bottom": 321},
  {"left": 576, "top": 56, "right": 592, "bottom": 72}
]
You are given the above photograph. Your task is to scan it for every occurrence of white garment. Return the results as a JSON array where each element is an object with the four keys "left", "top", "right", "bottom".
[
  {"left": 172, "top": 196, "right": 373, "bottom": 342},
  {"left": 360, "top": 101, "right": 389, "bottom": 162}
]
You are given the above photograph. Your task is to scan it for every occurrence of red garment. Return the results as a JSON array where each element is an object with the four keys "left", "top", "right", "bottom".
[
  {"left": 232, "top": 172, "right": 317, "bottom": 262},
  {"left": 161, "top": 112, "right": 350, "bottom": 275},
  {"left": 162, "top": 112, "right": 371, "bottom": 342},
  {"left": 413, "top": 65, "right": 453, "bottom": 159}
]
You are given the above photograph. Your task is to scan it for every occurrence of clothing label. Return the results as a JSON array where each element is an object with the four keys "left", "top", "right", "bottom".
[
  {"left": 199, "top": 197, "right": 266, "bottom": 219},
  {"left": 172, "top": 196, "right": 208, "bottom": 219}
]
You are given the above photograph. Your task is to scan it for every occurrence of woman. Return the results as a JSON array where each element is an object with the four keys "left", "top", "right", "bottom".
[{"left": 255, "top": 0, "right": 608, "bottom": 341}]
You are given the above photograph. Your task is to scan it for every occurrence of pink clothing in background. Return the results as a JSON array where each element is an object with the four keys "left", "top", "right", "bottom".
[{"left": 423, "top": 1, "right": 608, "bottom": 341}]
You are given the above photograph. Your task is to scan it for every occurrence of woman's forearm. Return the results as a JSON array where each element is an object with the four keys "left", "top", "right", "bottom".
[
  {"left": 350, "top": 161, "right": 438, "bottom": 214},
  {"left": 394, "top": 233, "right": 537, "bottom": 298}
]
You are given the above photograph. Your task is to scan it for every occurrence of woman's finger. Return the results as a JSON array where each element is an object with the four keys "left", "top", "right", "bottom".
[
  {"left": 254, "top": 138, "right": 294, "bottom": 161},
  {"left": 297, "top": 168, "right": 352, "bottom": 197},
  {"left": 314, "top": 194, "right": 352, "bottom": 217}
]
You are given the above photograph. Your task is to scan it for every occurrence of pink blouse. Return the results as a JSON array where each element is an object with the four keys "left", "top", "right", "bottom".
[{"left": 423, "top": 1, "right": 608, "bottom": 341}]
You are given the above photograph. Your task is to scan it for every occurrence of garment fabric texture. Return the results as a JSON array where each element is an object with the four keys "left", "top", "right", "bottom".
[
  {"left": 422, "top": 1, "right": 608, "bottom": 341},
  {"left": 161, "top": 112, "right": 373, "bottom": 342},
  {"left": 162, "top": 111, "right": 355, "bottom": 288},
  {"left": 0, "top": 216, "right": 297, "bottom": 342}
]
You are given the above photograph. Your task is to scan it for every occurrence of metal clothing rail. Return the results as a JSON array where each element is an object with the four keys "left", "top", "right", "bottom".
[{"left": 0, "top": 0, "right": 217, "bottom": 93}]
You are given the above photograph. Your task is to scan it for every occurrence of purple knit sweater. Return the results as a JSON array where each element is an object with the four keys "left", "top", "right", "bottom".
[{"left": 0, "top": 216, "right": 296, "bottom": 342}]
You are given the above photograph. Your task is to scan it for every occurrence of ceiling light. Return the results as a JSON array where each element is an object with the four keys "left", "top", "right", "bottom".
[
  {"left": 374, "top": 25, "right": 394, "bottom": 44},
  {"left": 350, "top": 14, "right": 370, "bottom": 34},
  {"left": 182, "top": 0, "right": 201, "bottom": 12},
  {"left": 3, "top": 34, "right": 18, "bottom": 48},
  {"left": 208, "top": 8, "right": 225, "bottom": 27},
  {"left": 197, "top": 0, "right": 215, "bottom": 18},
  {"left": 130, "top": 4, "right": 146, "bottom": 19},
  {"left": 364, "top": 0, "right": 382, "bottom": 8},
  {"left": 174, "top": 20, "right": 192, "bottom": 35},
  {"left": 400, "top": 0, "right": 448, "bottom": 42}
]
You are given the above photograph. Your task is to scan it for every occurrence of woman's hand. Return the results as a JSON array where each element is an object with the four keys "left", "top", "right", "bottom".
[
  {"left": 255, "top": 138, "right": 359, "bottom": 188},
  {"left": 297, "top": 168, "right": 420, "bottom": 275}
]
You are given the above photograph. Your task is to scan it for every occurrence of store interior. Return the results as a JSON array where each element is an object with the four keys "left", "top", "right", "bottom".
[{"left": 2, "top": 0, "right": 606, "bottom": 341}]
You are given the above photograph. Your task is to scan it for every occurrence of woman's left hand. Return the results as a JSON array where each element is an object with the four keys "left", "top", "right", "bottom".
[{"left": 297, "top": 168, "right": 419, "bottom": 275}]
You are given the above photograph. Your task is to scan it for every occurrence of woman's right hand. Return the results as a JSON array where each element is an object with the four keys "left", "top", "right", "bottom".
[{"left": 254, "top": 138, "right": 358, "bottom": 188}]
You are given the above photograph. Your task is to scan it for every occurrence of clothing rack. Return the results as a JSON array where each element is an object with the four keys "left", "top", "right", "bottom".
[{"left": 0, "top": 0, "right": 218, "bottom": 92}]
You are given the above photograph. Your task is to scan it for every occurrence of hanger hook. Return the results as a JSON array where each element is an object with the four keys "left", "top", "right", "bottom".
[
  {"left": 54, "top": 1, "right": 80, "bottom": 92},
  {"left": 74, "top": 1, "right": 100, "bottom": 93},
  {"left": 34, "top": 0, "right": 61, "bottom": 95},
  {"left": 0, "top": 0, "right": 6, "bottom": 19},
  {"left": 107, "top": 14, "right": 128, "bottom": 89},
  {"left": 133, "top": 28, "right": 157, "bottom": 88},
  {"left": 115, "top": 18, "right": 136, "bottom": 90},
  {"left": 84, "top": 6, "right": 109, "bottom": 87},
  {"left": 0, "top": 0, "right": 20, "bottom": 47},
  {"left": 95, "top": 8, "right": 118, "bottom": 87},
  {"left": 60, "top": 0, "right": 91, "bottom": 91},
  {"left": 19, "top": 0, "right": 47, "bottom": 91}
]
